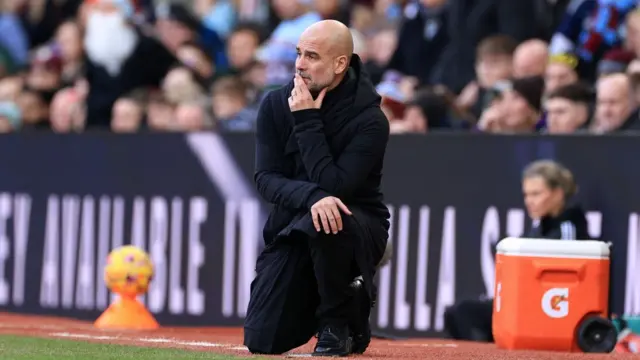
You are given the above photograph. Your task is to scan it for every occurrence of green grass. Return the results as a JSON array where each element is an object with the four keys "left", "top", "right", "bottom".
[{"left": 0, "top": 335, "right": 262, "bottom": 360}]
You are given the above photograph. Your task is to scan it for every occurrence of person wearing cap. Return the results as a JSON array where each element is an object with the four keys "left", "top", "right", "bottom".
[
  {"left": 479, "top": 76, "right": 545, "bottom": 133},
  {"left": 544, "top": 82, "right": 594, "bottom": 134},
  {"left": 26, "top": 45, "right": 64, "bottom": 94},
  {"left": 597, "top": 48, "right": 635, "bottom": 77},
  {"left": 0, "top": 101, "right": 22, "bottom": 132},
  {"left": 544, "top": 53, "right": 581, "bottom": 96}
]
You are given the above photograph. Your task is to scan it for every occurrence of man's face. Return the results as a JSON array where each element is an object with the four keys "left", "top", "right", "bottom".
[
  {"left": 111, "top": 98, "right": 143, "bottom": 132},
  {"left": 476, "top": 54, "right": 512, "bottom": 88},
  {"left": 271, "top": 0, "right": 299, "bottom": 19},
  {"left": 500, "top": 90, "right": 536, "bottom": 130},
  {"left": 596, "top": 79, "right": 633, "bottom": 131},
  {"left": 16, "top": 91, "right": 47, "bottom": 124},
  {"left": 212, "top": 93, "right": 244, "bottom": 120},
  {"left": 401, "top": 106, "right": 427, "bottom": 133},
  {"left": 295, "top": 34, "right": 344, "bottom": 94},
  {"left": 227, "top": 30, "right": 259, "bottom": 70},
  {"left": 369, "top": 29, "right": 396, "bottom": 65},
  {"left": 147, "top": 100, "right": 174, "bottom": 131},
  {"left": 155, "top": 19, "right": 194, "bottom": 52},
  {"left": 55, "top": 21, "right": 83, "bottom": 62},
  {"left": 174, "top": 104, "right": 205, "bottom": 131},
  {"left": 545, "top": 98, "right": 587, "bottom": 134},
  {"left": 27, "top": 65, "right": 61, "bottom": 91},
  {"left": 544, "top": 63, "right": 578, "bottom": 95},
  {"left": 0, "top": 77, "right": 23, "bottom": 102}
]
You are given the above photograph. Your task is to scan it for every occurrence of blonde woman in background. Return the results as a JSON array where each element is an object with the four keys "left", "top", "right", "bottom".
[{"left": 444, "top": 160, "right": 590, "bottom": 343}]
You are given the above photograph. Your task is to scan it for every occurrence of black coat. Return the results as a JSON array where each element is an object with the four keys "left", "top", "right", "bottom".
[
  {"left": 254, "top": 54, "right": 390, "bottom": 297},
  {"left": 526, "top": 205, "right": 590, "bottom": 240}
]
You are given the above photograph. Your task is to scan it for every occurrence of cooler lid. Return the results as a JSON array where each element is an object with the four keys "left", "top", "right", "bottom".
[{"left": 496, "top": 237, "right": 610, "bottom": 259}]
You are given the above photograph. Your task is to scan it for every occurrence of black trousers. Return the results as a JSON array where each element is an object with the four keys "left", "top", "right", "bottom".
[
  {"left": 243, "top": 230, "right": 359, "bottom": 354},
  {"left": 444, "top": 298, "right": 494, "bottom": 342}
]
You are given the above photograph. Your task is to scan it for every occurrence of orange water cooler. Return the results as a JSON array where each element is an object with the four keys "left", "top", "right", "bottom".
[{"left": 492, "top": 237, "right": 617, "bottom": 353}]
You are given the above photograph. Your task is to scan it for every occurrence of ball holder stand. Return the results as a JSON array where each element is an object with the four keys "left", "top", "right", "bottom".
[{"left": 94, "top": 293, "right": 159, "bottom": 330}]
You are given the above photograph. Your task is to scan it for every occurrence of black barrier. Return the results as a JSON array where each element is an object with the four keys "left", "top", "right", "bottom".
[{"left": 0, "top": 132, "right": 638, "bottom": 339}]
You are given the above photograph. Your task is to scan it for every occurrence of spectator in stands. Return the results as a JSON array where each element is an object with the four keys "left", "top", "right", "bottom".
[
  {"left": 162, "top": 66, "right": 207, "bottom": 105},
  {"left": 174, "top": 101, "right": 212, "bottom": 131},
  {"left": 629, "top": 72, "right": 640, "bottom": 104},
  {"left": 457, "top": 35, "right": 518, "bottom": 120},
  {"left": 391, "top": 86, "right": 472, "bottom": 133},
  {"left": 592, "top": 73, "right": 640, "bottom": 132},
  {"left": 544, "top": 53, "right": 582, "bottom": 96},
  {"left": 0, "top": 100, "right": 21, "bottom": 132},
  {"left": 194, "top": 0, "right": 238, "bottom": 39},
  {"left": 364, "top": 25, "right": 397, "bottom": 85},
  {"left": 386, "top": 0, "right": 449, "bottom": 88},
  {"left": 111, "top": 90, "right": 146, "bottom": 133},
  {"left": 512, "top": 39, "right": 549, "bottom": 78},
  {"left": 16, "top": 87, "right": 50, "bottom": 130},
  {"left": 445, "top": 159, "right": 589, "bottom": 343},
  {"left": 478, "top": 76, "right": 545, "bottom": 133},
  {"left": 549, "top": 0, "right": 637, "bottom": 81},
  {"left": 625, "top": 9, "right": 640, "bottom": 57},
  {"left": 54, "top": 20, "right": 84, "bottom": 87},
  {"left": 49, "top": 86, "right": 85, "bottom": 132},
  {"left": 226, "top": 22, "right": 264, "bottom": 76},
  {"left": 145, "top": 91, "right": 174, "bottom": 131},
  {"left": 596, "top": 48, "right": 635, "bottom": 77},
  {"left": 544, "top": 82, "right": 594, "bottom": 134},
  {"left": 433, "top": 0, "right": 539, "bottom": 92},
  {"left": 0, "top": 2, "right": 29, "bottom": 68},
  {"left": 177, "top": 41, "right": 216, "bottom": 85},
  {"left": 155, "top": 3, "right": 227, "bottom": 71},
  {"left": 256, "top": 0, "right": 321, "bottom": 89},
  {"left": 26, "top": 45, "right": 63, "bottom": 96},
  {"left": 0, "top": 45, "right": 17, "bottom": 78},
  {"left": 83, "top": 0, "right": 176, "bottom": 128},
  {"left": 211, "top": 75, "right": 257, "bottom": 131},
  {"left": 242, "top": 60, "right": 267, "bottom": 102},
  {"left": 13, "top": 0, "right": 82, "bottom": 50},
  {"left": 0, "top": 76, "right": 23, "bottom": 102}
]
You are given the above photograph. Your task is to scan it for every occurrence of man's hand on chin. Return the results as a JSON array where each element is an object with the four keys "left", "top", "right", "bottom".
[{"left": 289, "top": 74, "right": 328, "bottom": 112}]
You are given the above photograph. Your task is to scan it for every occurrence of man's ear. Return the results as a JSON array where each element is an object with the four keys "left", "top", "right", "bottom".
[{"left": 334, "top": 55, "right": 349, "bottom": 74}]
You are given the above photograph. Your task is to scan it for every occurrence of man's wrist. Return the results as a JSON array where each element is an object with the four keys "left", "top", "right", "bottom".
[
  {"left": 292, "top": 108, "right": 322, "bottom": 125},
  {"left": 306, "top": 188, "right": 330, "bottom": 209}
]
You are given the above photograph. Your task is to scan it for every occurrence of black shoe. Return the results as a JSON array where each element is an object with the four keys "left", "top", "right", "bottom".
[
  {"left": 312, "top": 324, "right": 353, "bottom": 357},
  {"left": 350, "top": 276, "right": 375, "bottom": 354}
]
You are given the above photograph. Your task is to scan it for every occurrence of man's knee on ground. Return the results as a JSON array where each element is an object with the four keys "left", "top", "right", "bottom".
[{"left": 244, "top": 333, "right": 304, "bottom": 355}]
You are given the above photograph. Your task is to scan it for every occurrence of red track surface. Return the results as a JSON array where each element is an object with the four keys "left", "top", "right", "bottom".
[{"left": 0, "top": 313, "right": 632, "bottom": 359}]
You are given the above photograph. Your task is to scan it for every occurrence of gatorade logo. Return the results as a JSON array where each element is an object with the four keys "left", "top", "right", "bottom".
[{"left": 541, "top": 288, "right": 569, "bottom": 318}]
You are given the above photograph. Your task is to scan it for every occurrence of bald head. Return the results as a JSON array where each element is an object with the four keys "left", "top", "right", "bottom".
[
  {"left": 513, "top": 39, "right": 549, "bottom": 78},
  {"left": 296, "top": 20, "right": 354, "bottom": 93},
  {"left": 300, "top": 20, "right": 353, "bottom": 58},
  {"left": 597, "top": 73, "right": 632, "bottom": 97}
]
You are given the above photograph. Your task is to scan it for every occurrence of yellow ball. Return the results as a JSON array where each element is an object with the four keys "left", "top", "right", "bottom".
[{"left": 104, "top": 245, "right": 154, "bottom": 297}]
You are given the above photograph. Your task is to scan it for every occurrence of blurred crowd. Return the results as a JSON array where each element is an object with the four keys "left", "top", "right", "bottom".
[{"left": 1, "top": 0, "right": 640, "bottom": 134}]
